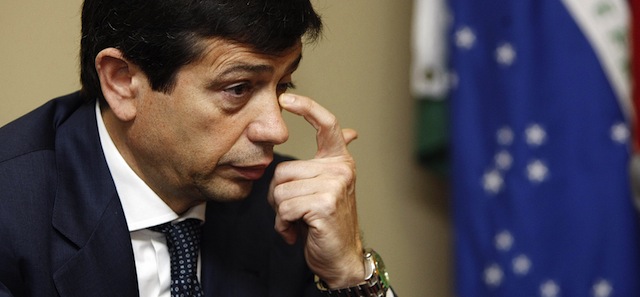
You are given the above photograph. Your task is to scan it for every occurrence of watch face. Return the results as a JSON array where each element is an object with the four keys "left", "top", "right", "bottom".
[{"left": 370, "top": 250, "right": 391, "bottom": 289}]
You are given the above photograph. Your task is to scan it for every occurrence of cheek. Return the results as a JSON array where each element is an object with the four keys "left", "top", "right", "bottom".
[
  {"left": 167, "top": 114, "right": 247, "bottom": 167},
  {"left": 208, "top": 123, "right": 252, "bottom": 162},
  {"left": 142, "top": 88, "right": 253, "bottom": 167}
]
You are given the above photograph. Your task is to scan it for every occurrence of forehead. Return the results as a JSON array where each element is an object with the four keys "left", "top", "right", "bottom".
[{"left": 193, "top": 38, "right": 303, "bottom": 73}]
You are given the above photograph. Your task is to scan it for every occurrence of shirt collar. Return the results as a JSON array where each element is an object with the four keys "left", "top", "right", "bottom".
[{"left": 95, "top": 101, "right": 205, "bottom": 231}]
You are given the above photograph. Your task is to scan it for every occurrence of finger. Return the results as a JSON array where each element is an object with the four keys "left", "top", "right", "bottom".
[
  {"left": 268, "top": 160, "right": 302, "bottom": 209},
  {"left": 274, "top": 194, "right": 328, "bottom": 245},
  {"left": 279, "top": 93, "right": 347, "bottom": 158},
  {"left": 272, "top": 177, "right": 346, "bottom": 208},
  {"left": 272, "top": 179, "right": 319, "bottom": 204},
  {"left": 268, "top": 160, "right": 332, "bottom": 221},
  {"left": 342, "top": 128, "right": 358, "bottom": 145},
  {"left": 270, "top": 159, "right": 353, "bottom": 190},
  {"left": 275, "top": 193, "right": 333, "bottom": 225},
  {"left": 274, "top": 220, "right": 308, "bottom": 245},
  {"left": 271, "top": 160, "right": 319, "bottom": 186},
  {"left": 274, "top": 217, "right": 298, "bottom": 245}
]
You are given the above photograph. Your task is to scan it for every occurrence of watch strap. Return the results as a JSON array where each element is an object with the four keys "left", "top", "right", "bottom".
[
  {"left": 316, "top": 274, "right": 387, "bottom": 297},
  {"left": 315, "top": 248, "right": 389, "bottom": 297}
]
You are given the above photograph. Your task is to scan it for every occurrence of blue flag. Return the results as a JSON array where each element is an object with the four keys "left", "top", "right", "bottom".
[{"left": 449, "top": 0, "right": 640, "bottom": 296}]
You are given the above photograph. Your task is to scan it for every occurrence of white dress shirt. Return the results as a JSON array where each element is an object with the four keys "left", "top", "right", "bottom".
[{"left": 96, "top": 103, "right": 206, "bottom": 297}]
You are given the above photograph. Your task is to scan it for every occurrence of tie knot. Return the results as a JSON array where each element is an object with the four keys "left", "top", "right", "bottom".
[
  {"left": 150, "top": 218, "right": 202, "bottom": 247},
  {"left": 150, "top": 218, "right": 201, "bottom": 232}
]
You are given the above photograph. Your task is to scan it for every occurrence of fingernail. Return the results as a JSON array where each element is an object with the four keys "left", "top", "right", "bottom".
[{"left": 280, "top": 94, "right": 296, "bottom": 105}]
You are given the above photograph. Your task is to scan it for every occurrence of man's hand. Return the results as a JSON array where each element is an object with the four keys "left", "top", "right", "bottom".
[{"left": 268, "top": 93, "right": 364, "bottom": 289}]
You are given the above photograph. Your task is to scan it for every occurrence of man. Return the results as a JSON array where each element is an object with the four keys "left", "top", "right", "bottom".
[{"left": 0, "top": 0, "right": 392, "bottom": 296}]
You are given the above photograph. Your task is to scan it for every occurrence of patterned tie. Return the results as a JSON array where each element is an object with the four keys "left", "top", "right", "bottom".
[{"left": 150, "top": 219, "right": 204, "bottom": 297}]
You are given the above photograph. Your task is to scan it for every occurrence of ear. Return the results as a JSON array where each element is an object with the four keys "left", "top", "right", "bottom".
[{"left": 95, "top": 48, "right": 142, "bottom": 122}]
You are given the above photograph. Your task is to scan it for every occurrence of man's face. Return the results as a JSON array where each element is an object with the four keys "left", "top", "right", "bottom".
[{"left": 125, "top": 38, "right": 301, "bottom": 210}]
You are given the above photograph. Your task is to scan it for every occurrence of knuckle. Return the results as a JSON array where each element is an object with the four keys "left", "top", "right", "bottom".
[
  {"left": 274, "top": 219, "right": 289, "bottom": 233},
  {"left": 326, "top": 178, "right": 345, "bottom": 192},
  {"left": 276, "top": 200, "right": 294, "bottom": 218},
  {"left": 331, "top": 162, "right": 356, "bottom": 183},
  {"left": 325, "top": 114, "right": 339, "bottom": 131},
  {"left": 272, "top": 184, "right": 285, "bottom": 203},
  {"left": 334, "top": 162, "right": 353, "bottom": 176},
  {"left": 318, "top": 192, "right": 338, "bottom": 213},
  {"left": 273, "top": 162, "right": 290, "bottom": 177}
]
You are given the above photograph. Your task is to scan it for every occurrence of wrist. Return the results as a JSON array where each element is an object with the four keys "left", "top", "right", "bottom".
[
  {"left": 319, "top": 253, "right": 365, "bottom": 289},
  {"left": 315, "top": 248, "right": 391, "bottom": 297}
]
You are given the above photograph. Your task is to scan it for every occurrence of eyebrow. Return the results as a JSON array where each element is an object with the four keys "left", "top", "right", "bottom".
[{"left": 218, "top": 54, "right": 303, "bottom": 78}]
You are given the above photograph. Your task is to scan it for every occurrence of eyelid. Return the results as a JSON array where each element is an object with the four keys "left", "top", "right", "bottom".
[
  {"left": 282, "top": 82, "right": 296, "bottom": 89},
  {"left": 278, "top": 81, "right": 296, "bottom": 93},
  {"left": 223, "top": 81, "right": 254, "bottom": 97},
  {"left": 225, "top": 81, "right": 248, "bottom": 89}
]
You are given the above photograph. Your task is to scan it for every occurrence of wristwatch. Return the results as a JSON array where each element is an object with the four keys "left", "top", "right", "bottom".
[{"left": 315, "top": 248, "right": 391, "bottom": 297}]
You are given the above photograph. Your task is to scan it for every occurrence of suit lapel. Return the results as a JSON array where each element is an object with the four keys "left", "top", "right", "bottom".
[{"left": 50, "top": 95, "right": 138, "bottom": 296}]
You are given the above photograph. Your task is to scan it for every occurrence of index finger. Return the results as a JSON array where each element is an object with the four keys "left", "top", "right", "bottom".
[{"left": 279, "top": 93, "right": 348, "bottom": 158}]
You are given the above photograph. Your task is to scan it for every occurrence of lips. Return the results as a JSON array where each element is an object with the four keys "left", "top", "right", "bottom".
[{"left": 231, "top": 164, "right": 269, "bottom": 180}]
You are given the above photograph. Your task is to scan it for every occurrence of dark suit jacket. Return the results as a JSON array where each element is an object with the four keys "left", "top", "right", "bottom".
[{"left": 0, "top": 92, "right": 322, "bottom": 297}]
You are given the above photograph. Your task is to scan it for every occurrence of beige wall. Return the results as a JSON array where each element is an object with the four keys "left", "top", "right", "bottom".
[{"left": 0, "top": 1, "right": 453, "bottom": 296}]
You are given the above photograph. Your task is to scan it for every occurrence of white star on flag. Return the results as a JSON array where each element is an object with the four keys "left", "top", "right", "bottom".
[
  {"left": 497, "top": 126, "right": 514, "bottom": 146},
  {"left": 610, "top": 122, "right": 629, "bottom": 144},
  {"left": 526, "top": 124, "right": 547, "bottom": 147},
  {"left": 484, "top": 264, "right": 504, "bottom": 287},
  {"left": 496, "top": 42, "right": 516, "bottom": 66},
  {"left": 483, "top": 169, "right": 504, "bottom": 194},
  {"left": 527, "top": 160, "right": 549, "bottom": 183},
  {"left": 495, "top": 230, "right": 514, "bottom": 251},
  {"left": 456, "top": 26, "right": 476, "bottom": 49},
  {"left": 592, "top": 279, "right": 613, "bottom": 297},
  {"left": 540, "top": 280, "right": 560, "bottom": 297},
  {"left": 495, "top": 150, "right": 513, "bottom": 170},
  {"left": 512, "top": 254, "right": 532, "bottom": 276}
]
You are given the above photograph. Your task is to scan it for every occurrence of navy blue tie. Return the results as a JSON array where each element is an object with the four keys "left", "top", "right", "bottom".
[{"left": 151, "top": 219, "right": 204, "bottom": 297}]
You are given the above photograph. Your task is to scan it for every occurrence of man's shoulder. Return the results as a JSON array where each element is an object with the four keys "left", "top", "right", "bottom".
[{"left": 0, "top": 91, "right": 86, "bottom": 164}]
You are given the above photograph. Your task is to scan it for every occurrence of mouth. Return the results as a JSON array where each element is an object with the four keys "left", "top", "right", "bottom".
[{"left": 230, "top": 163, "right": 270, "bottom": 180}]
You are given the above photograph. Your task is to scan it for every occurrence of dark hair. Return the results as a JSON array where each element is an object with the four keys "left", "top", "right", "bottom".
[{"left": 80, "top": 0, "right": 322, "bottom": 100}]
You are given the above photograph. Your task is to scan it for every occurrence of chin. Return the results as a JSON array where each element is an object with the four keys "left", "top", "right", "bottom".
[{"left": 201, "top": 179, "right": 254, "bottom": 203}]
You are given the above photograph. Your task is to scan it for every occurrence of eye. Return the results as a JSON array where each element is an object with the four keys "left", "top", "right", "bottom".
[
  {"left": 277, "top": 82, "right": 296, "bottom": 95},
  {"left": 224, "top": 82, "right": 253, "bottom": 97}
]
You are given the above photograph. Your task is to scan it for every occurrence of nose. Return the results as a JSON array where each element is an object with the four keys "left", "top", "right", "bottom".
[{"left": 246, "top": 95, "right": 289, "bottom": 145}]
